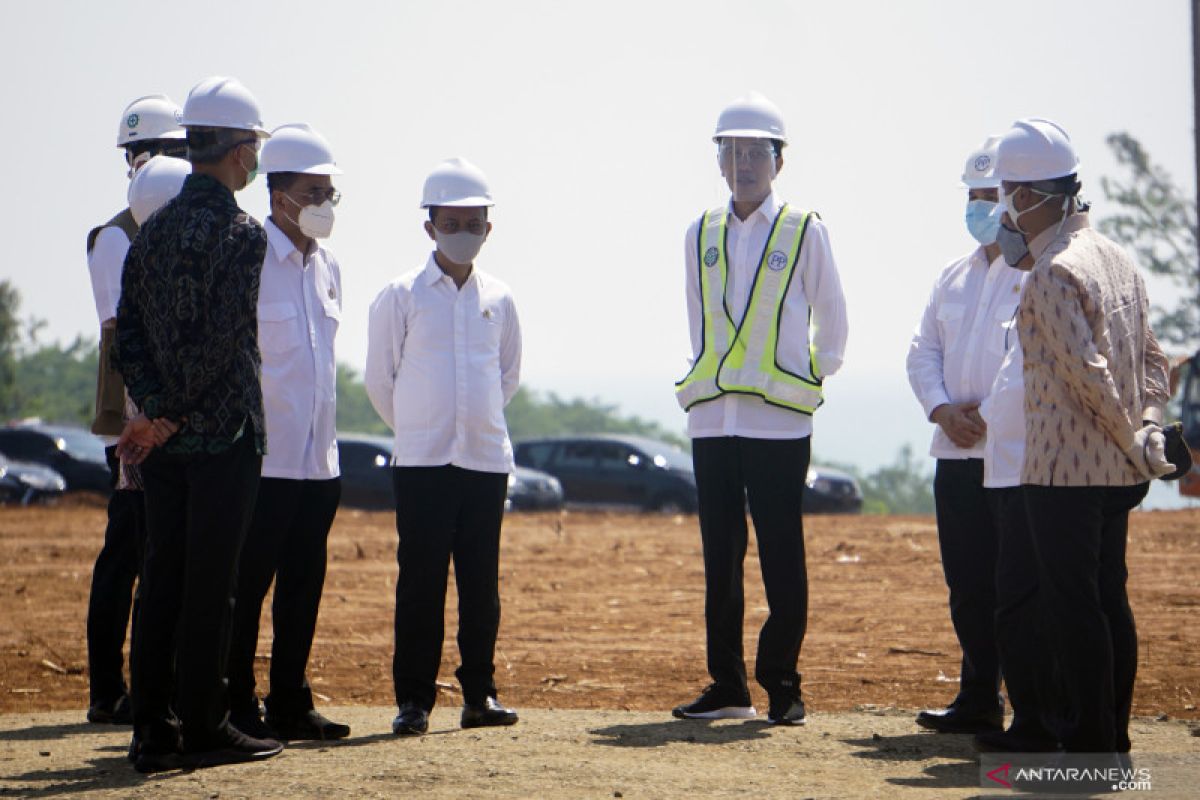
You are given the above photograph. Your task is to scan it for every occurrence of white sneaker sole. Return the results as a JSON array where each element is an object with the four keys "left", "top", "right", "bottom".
[{"left": 679, "top": 706, "right": 758, "bottom": 720}]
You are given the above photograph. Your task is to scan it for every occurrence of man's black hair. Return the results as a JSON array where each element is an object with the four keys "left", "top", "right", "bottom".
[
  {"left": 266, "top": 172, "right": 302, "bottom": 194},
  {"left": 1017, "top": 173, "right": 1082, "bottom": 198},
  {"left": 186, "top": 127, "right": 253, "bottom": 166},
  {"left": 428, "top": 206, "right": 490, "bottom": 223}
]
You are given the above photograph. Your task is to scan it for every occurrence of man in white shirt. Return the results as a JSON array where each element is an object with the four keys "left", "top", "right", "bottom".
[
  {"left": 366, "top": 157, "right": 522, "bottom": 736},
  {"left": 84, "top": 94, "right": 187, "bottom": 726},
  {"left": 225, "top": 124, "right": 349, "bottom": 742},
  {"left": 672, "top": 93, "right": 848, "bottom": 726},
  {"left": 906, "top": 137, "right": 1022, "bottom": 734}
]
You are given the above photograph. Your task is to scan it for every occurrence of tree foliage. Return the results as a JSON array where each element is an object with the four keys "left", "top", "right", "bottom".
[
  {"left": 1097, "top": 132, "right": 1199, "bottom": 349},
  {"left": 818, "top": 444, "right": 935, "bottom": 515}
]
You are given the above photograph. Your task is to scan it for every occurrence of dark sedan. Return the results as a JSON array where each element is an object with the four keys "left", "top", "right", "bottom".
[
  {"left": 337, "top": 434, "right": 563, "bottom": 512},
  {"left": 0, "top": 452, "right": 67, "bottom": 505},
  {"left": 0, "top": 423, "right": 110, "bottom": 494},
  {"left": 804, "top": 465, "right": 863, "bottom": 514}
]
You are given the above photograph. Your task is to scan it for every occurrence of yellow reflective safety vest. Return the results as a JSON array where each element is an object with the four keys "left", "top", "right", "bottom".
[{"left": 675, "top": 204, "right": 824, "bottom": 415}]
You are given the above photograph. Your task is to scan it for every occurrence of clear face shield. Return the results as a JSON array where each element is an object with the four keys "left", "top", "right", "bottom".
[{"left": 717, "top": 136, "right": 778, "bottom": 205}]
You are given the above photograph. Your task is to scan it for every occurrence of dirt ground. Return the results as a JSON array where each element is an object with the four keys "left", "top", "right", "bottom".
[{"left": 0, "top": 503, "right": 1198, "bottom": 797}]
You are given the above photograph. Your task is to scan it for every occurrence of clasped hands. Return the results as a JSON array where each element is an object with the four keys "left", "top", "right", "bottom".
[
  {"left": 116, "top": 413, "right": 182, "bottom": 464},
  {"left": 931, "top": 401, "right": 987, "bottom": 449}
]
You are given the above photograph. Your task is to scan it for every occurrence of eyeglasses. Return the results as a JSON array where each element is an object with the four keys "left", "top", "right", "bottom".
[
  {"left": 718, "top": 143, "right": 776, "bottom": 163},
  {"left": 125, "top": 140, "right": 189, "bottom": 165},
  {"left": 291, "top": 188, "right": 342, "bottom": 207},
  {"left": 433, "top": 218, "right": 487, "bottom": 235}
]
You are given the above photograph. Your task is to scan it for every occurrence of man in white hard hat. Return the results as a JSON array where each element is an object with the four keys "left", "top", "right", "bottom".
[
  {"left": 115, "top": 76, "right": 282, "bottom": 772},
  {"left": 673, "top": 92, "right": 848, "bottom": 725},
  {"left": 84, "top": 94, "right": 187, "bottom": 728},
  {"left": 365, "top": 157, "right": 522, "bottom": 736},
  {"left": 226, "top": 123, "right": 350, "bottom": 742},
  {"left": 905, "top": 137, "right": 1019, "bottom": 736},
  {"left": 993, "top": 118, "right": 1172, "bottom": 756}
]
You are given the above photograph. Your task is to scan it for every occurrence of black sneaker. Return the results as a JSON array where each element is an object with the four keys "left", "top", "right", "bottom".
[
  {"left": 672, "top": 684, "right": 756, "bottom": 720},
  {"left": 267, "top": 709, "right": 351, "bottom": 740},
  {"left": 185, "top": 727, "right": 283, "bottom": 769},
  {"left": 767, "top": 695, "right": 806, "bottom": 725}
]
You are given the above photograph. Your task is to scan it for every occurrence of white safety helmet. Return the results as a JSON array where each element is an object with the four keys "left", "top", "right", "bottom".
[
  {"left": 420, "top": 157, "right": 493, "bottom": 208},
  {"left": 961, "top": 135, "right": 1003, "bottom": 189},
  {"left": 127, "top": 156, "right": 191, "bottom": 226},
  {"left": 995, "top": 118, "right": 1079, "bottom": 183},
  {"left": 258, "top": 123, "right": 343, "bottom": 175},
  {"left": 117, "top": 95, "right": 185, "bottom": 147},
  {"left": 179, "top": 76, "right": 270, "bottom": 138},
  {"left": 713, "top": 91, "right": 787, "bottom": 145}
]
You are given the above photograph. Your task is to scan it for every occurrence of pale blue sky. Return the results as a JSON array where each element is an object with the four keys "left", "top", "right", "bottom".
[{"left": 1, "top": 0, "right": 1194, "bottom": 505}]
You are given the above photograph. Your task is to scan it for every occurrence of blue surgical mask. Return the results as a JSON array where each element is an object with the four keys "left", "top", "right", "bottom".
[{"left": 965, "top": 199, "right": 1002, "bottom": 245}]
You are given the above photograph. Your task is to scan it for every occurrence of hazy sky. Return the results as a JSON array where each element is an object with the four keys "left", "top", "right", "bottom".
[{"left": 1, "top": 0, "right": 1195, "bottom": 505}]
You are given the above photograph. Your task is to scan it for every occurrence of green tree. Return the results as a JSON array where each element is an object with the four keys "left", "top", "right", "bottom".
[
  {"left": 1097, "top": 132, "right": 1199, "bottom": 349},
  {"left": 335, "top": 363, "right": 390, "bottom": 435},
  {"left": 818, "top": 444, "right": 935, "bottom": 515},
  {"left": 0, "top": 280, "right": 19, "bottom": 415},
  {"left": 504, "top": 387, "right": 688, "bottom": 448},
  {"left": 10, "top": 336, "right": 98, "bottom": 425}
]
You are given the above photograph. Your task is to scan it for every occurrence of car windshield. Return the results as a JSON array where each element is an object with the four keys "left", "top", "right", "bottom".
[{"left": 52, "top": 429, "right": 108, "bottom": 464}]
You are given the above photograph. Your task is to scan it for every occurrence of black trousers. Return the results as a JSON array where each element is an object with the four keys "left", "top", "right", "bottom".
[
  {"left": 131, "top": 434, "right": 261, "bottom": 750},
  {"left": 989, "top": 486, "right": 1056, "bottom": 735},
  {"left": 692, "top": 436, "right": 809, "bottom": 698},
  {"left": 1023, "top": 482, "right": 1148, "bottom": 753},
  {"left": 932, "top": 459, "right": 1002, "bottom": 708},
  {"left": 227, "top": 477, "right": 341, "bottom": 719},
  {"left": 85, "top": 446, "right": 145, "bottom": 706},
  {"left": 392, "top": 465, "right": 508, "bottom": 711}
]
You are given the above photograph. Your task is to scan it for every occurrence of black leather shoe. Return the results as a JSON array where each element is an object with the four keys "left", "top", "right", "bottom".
[
  {"left": 392, "top": 702, "right": 429, "bottom": 735},
  {"left": 916, "top": 704, "right": 1003, "bottom": 734},
  {"left": 87, "top": 694, "right": 132, "bottom": 725},
  {"left": 230, "top": 711, "right": 277, "bottom": 741},
  {"left": 974, "top": 726, "right": 1060, "bottom": 753},
  {"left": 461, "top": 697, "right": 519, "bottom": 729},
  {"left": 133, "top": 745, "right": 186, "bottom": 774},
  {"left": 267, "top": 709, "right": 350, "bottom": 741},
  {"left": 672, "top": 683, "right": 756, "bottom": 720},
  {"left": 767, "top": 695, "right": 806, "bottom": 726}
]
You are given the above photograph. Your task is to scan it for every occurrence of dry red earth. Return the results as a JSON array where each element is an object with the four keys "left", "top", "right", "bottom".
[{"left": 1, "top": 502, "right": 1197, "bottom": 720}]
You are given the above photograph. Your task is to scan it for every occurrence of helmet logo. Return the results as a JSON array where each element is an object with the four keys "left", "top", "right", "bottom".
[
  {"left": 126, "top": 113, "right": 140, "bottom": 129},
  {"left": 974, "top": 154, "right": 991, "bottom": 172},
  {"left": 767, "top": 250, "right": 789, "bottom": 271},
  {"left": 703, "top": 246, "right": 719, "bottom": 267}
]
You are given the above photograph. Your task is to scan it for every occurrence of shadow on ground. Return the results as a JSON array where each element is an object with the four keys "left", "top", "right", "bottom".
[{"left": 590, "top": 718, "right": 773, "bottom": 748}]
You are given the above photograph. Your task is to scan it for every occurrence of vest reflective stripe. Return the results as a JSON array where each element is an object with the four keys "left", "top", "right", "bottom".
[{"left": 675, "top": 204, "right": 823, "bottom": 414}]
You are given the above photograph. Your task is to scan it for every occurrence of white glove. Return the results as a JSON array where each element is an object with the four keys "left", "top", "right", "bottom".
[{"left": 1126, "top": 424, "right": 1176, "bottom": 480}]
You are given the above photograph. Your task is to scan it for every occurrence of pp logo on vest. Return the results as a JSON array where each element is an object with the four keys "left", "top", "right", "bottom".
[
  {"left": 703, "top": 246, "right": 719, "bottom": 267},
  {"left": 126, "top": 113, "right": 139, "bottom": 129},
  {"left": 767, "top": 250, "right": 789, "bottom": 271}
]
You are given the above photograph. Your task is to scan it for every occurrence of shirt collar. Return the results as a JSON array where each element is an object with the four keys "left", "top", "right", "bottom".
[
  {"left": 726, "top": 191, "right": 782, "bottom": 224},
  {"left": 265, "top": 217, "right": 300, "bottom": 264},
  {"left": 1029, "top": 210, "right": 1090, "bottom": 262}
]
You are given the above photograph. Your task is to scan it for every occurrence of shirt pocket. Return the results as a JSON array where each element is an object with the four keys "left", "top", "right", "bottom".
[
  {"left": 321, "top": 297, "right": 341, "bottom": 335},
  {"left": 936, "top": 302, "right": 966, "bottom": 344},
  {"left": 469, "top": 304, "right": 503, "bottom": 355},
  {"left": 258, "top": 302, "right": 302, "bottom": 355}
]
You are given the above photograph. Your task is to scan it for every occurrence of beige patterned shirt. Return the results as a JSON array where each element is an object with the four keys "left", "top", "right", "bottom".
[{"left": 1019, "top": 213, "right": 1169, "bottom": 486}]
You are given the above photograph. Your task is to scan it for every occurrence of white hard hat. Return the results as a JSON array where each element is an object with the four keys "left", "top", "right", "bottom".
[
  {"left": 127, "top": 156, "right": 191, "bottom": 226},
  {"left": 420, "top": 157, "right": 493, "bottom": 208},
  {"left": 961, "top": 135, "right": 1003, "bottom": 188},
  {"left": 258, "top": 123, "right": 343, "bottom": 175},
  {"left": 117, "top": 94, "right": 185, "bottom": 147},
  {"left": 179, "top": 76, "right": 270, "bottom": 138},
  {"left": 713, "top": 91, "right": 787, "bottom": 145},
  {"left": 995, "top": 118, "right": 1079, "bottom": 183}
]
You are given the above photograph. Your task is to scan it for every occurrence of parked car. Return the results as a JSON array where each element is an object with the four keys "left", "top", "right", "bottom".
[
  {"left": 513, "top": 434, "right": 698, "bottom": 512},
  {"left": 0, "top": 423, "right": 110, "bottom": 494},
  {"left": 0, "top": 452, "right": 67, "bottom": 505},
  {"left": 804, "top": 465, "right": 863, "bottom": 514},
  {"left": 336, "top": 434, "right": 563, "bottom": 512}
]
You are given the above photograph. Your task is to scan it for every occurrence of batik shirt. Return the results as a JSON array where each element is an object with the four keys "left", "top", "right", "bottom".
[{"left": 115, "top": 173, "right": 267, "bottom": 456}]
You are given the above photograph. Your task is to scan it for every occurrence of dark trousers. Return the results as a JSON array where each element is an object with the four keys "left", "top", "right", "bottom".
[
  {"left": 1023, "top": 483, "right": 1148, "bottom": 753},
  {"left": 86, "top": 446, "right": 145, "bottom": 706},
  {"left": 227, "top": 477, "right": 341, "bottom": 719},
  {"left": 932, "top": 458, "right": 1001, "bottom": 708},
  {"left": 391, "top": 465, "right": 508, "bottom": 711},
  {"left": 692, "top": 436, "right": 809, "bottom": 698},
  {"left": 131, "top": 434, "right": 261, "bottom": 750},
  {"left": 989, "top": 486, "right": 1055, "bottom": 735}
]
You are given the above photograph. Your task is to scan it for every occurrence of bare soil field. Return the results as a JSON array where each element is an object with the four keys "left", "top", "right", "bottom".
[{"left": 0, "top": 503, "right": 1197, "bottom": 798}]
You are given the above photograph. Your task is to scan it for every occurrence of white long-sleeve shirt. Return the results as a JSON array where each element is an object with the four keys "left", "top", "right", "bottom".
[
  {"left": 682, "top": 192, "right": 848, "bottom": 440},
  {"left": 258, "top": 218, "right": 342, "bottom": 480},
  {"left": 906, "top": 248, "right": 1025, "bottom": 459},
  {"left": 980, "top": 330, "right": 1024, "bottom": 489},
  {"left": 88, "top": 226, "right": 130, "bottom": 324},
  {"left": 365, "top": 254, "right": 521, "bottom": 474}
]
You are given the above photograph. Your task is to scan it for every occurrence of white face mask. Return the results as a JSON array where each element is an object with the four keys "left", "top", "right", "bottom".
[
  {"left": 283, "top": 194, "right": 336, "bottom": 239},
  {"left": 435, "top": 229, "right": 486, "bottom": 265}
]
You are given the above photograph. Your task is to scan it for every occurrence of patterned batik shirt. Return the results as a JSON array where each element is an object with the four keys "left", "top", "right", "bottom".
[{"left": 115, "top": 173, "right": 267, "bottom": 456}]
